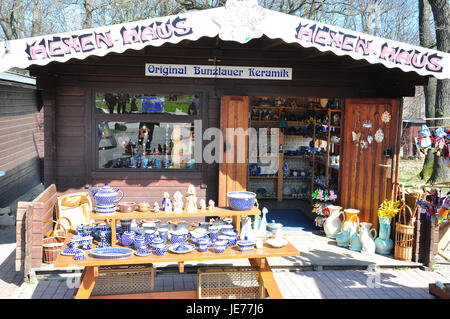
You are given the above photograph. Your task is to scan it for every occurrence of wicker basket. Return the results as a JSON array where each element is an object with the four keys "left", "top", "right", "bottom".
[
  {"left": 198, "top": 267, "right": 265, "bottom": 299},
  {"left": 42, "top": 237, "right": 64, "bottom": 264},
  {"left": 43, "top": 218, "right": 70, "bottom": 243},
  {"left": 91, "top": 264, "right": 154, "bottom": 296},
  {"left": 395, "top": 205, "right": 416, "bottom": 261}
]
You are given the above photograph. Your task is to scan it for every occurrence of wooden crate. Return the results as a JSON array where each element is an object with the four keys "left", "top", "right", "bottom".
[
  {"left": 429, "top": 283, "right": 450, "bottom": 299},
  {"left": 91, "top": 264, "right": 154, "bottom": 296},
  {"left": 197, "top": 267, "right": 265, "bottom": 299}
]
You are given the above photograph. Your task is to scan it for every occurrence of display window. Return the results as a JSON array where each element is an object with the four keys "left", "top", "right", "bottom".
[{"left": 94, "top": 92, "right": 200, "bottom": 170}]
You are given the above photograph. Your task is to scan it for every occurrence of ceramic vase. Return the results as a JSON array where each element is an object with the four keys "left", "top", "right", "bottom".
[{"left": 375, "top": 217, "right": 394, "bottom": 255}]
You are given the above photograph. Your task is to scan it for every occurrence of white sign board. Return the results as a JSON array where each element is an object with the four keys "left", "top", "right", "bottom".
[{"left": 145, "top": 63, "right": 292, "bottom": 80}]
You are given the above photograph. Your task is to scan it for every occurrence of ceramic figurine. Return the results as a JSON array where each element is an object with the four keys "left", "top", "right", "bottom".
[
  {"left": 184, "top": 184, "right": 198, "bottom": 214},
  {"left": 154, "top": 202, "right": 160, "bottom": 213},
  {"left": 162, "top": 192, "right": 172, "bottom": 212},
  {"left": 240, "top": 216, "right": 255, "bottom": 241},
  {"left": 199, "top": 199, "right": 206, "bottom": 211},
  {"left": 208, "top": 200, "right": 215, "bottom": 212},
  {"left": 173, "top": 191, "right": 184, "bottom": 213},
  {"left": 359, "top": 222, "right": 377, "bottom": 254}
]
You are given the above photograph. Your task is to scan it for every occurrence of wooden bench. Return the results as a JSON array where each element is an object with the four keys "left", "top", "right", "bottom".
[{"left": 16, "top": 184, "right": 58, "bottom": 279}]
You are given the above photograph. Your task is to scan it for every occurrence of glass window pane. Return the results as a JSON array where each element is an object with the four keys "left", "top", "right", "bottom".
[
  {"left": 95, "top": 93, "right": 200, "bottom": 116},
  {"left": 98, "top": 121, "right": 195, "bottom": 169}
]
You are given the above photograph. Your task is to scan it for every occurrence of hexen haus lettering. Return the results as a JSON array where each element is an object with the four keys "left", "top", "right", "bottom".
[{"left": 25, "top": 16, "right": 192, "bottom": 61}]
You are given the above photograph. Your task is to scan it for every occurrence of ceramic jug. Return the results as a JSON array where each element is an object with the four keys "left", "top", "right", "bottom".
[
  {"left": 375, "top": 217, "right": 394, "bottom": 255},
  {"left": 349, "top": 222, "right": 362, "bottom": 252},
  {"left": 323, "top": 205, "right": 344, "bottom": 239},
  {"left": 336, "top": 228, "right": 351, "bottom": 247},
  {"left": 342, "top": 209, "right": 360, "bottom": 232},
  {"left": 359, "top": 222, "right": 377, "bottom": 254}
]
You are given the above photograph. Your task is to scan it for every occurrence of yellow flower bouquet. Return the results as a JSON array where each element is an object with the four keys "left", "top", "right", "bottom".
[{"left": 377, "top": 199, "right": 402, "bottom": 219}]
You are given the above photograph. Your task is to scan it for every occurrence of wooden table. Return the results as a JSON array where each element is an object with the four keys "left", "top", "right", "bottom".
[{"left": 54, "top": 233, "right": 300, "bottom": 299}]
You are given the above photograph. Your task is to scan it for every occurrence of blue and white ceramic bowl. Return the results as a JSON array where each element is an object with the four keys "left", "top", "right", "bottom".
[
  {"left": 227, "top": 191, "right": 256, "bottom": 211},
  {"left": 73, "top": 250, "right": 86, "bottom": 260},
  {"left": 197, "top": 239, "right": 210, "bottom": 252},
  {"left": 135, "top": 248, "right": 152, "bottom": 257},
  {"left": 70, "top": 235, "right": 83, "bottom": 248},
  {"left": 81, "top": 236, "right": 93, "bottom": 250},
  {"left": 237, "top": 240, "right": 255, "bottom": 252},
  {"left": 95, "top": 203, "right": 117, "bottom": 214},
  {"left": 213, "top": 240, "right": 228, "bottom": 254},
  {"left": 154, "top": 243, "right": 168, "bottom": 256}
]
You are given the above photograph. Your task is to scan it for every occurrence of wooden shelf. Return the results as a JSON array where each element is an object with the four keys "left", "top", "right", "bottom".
[
  {"left": 249, "top": 176, "right": 278, "bottom": 179},
  {"left": 90, "top": 206, "right": 262, "bottom": 220},
  {"left": 284, "top": 156, "right": 311, "bottom": 159},
  {"left": 283, "top": 176, "right": 311, "bottom": 180}
]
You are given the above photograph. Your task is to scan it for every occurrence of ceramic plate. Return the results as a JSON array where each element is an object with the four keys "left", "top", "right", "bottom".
[
  {"left": 266, "top": 238, "right": 288, "bottom": 248},
  {"left": 90, "top": 247, "right": 133, "bottom": 259},
  {"left": 168, "top": 243, "right": 195, "bottom": 254},
  {"left": 134, "top": 249, "right": 153, "bottom": 257}
]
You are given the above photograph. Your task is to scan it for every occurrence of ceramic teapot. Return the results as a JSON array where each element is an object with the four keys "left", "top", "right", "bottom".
[
  {"left": 117, "top": 231, "right": 135, "bottom": 247},
  {"left": 323, "top": 205, "right": 344, "bottom": 239},
  {"left": 359, "top": 222, "right": 377, "bottom": 254},
  {"left": 90, "top": 184, "right": 124, "bottom": 205}
]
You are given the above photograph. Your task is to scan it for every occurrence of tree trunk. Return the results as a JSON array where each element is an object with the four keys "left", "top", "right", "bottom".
[
  {"left": 418, "top": 0, "right": 437, "bottom": 180},
  {"left": 427, "top": 0, "right": 450, "bottom": 184}
]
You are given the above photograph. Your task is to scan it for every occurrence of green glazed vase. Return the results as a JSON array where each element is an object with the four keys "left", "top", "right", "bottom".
[{"left": 374, "top": 217, "right": 393, "bottom": 255}]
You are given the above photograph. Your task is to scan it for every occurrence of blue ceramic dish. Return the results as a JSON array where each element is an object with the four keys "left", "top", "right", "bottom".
[
  {"left": 135, "top": 248, "right": 152, "bottom": 257},
  {"left": 73, "top": 250, "right": 86, "bottom": 260},
  {"left": 236, "top": 240, "right": 255, "bottom": 252},
  {"left": 90, "top": 247, "right": 133, "bottom": 259},
  {"left": 168, "top": 243, "right": 195, "bottom": 254},
  {"left": 227, "top": 191, "right": 256, "bottom": 211}
]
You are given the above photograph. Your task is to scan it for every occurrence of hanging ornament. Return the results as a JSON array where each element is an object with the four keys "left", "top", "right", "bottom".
[
  {"left": 418, "top": 124, "right": 432, "bottom": 149},
  {"left": 381, "top": 111, "right": 391, "bottom": 123},
  {"left": 362, "top": 120, "right": 372, "bottom": 129},
  {"left": 367, "top": 135, "right": 374, "bottom": 144},
  {"left": 375, "top": 128, "right": 384, "bottom": 143},
  {"left": 352, "top": 131, "right": 361, "bottom": 142}
]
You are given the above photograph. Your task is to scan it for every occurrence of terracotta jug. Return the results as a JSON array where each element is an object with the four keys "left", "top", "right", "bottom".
[{"left": 323, "top": 205, "right": 344, "bottom": 239}]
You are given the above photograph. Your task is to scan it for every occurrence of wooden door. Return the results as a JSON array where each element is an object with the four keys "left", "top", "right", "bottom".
[
  {"left": 340, "top": 98, "right": 402, "bottom": 228},
  {"left": 218, "top": 96, "right": 249, "bottom": 207}
]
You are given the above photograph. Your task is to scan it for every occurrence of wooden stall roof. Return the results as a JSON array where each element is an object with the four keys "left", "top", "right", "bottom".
[{"left": 0, "top": 0, "right": 449, "bottom": 81}]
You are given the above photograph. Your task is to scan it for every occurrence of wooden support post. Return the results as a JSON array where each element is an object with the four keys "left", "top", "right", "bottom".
[
  {"left": 74, "top": 266, "right": 98, "bottom": 299},
  {"left": 178, "top": 261, "right": 185, "bottom": 273},
  {"left": 249, "top": 257, "right": 282, "bottom": 299}
]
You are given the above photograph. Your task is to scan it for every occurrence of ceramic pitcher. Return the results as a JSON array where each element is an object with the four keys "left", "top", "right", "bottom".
[
  {"left": 342, "top": 209, "right": 360, "bottom": 232},
  {"left": 359, "top": 222, "right": 377, "bottom": 254},
  {"left": 323, "top": 205, "right": 344, "bottom": 239},
  {"left": 349, "top": 222, "right": 362, "bottom": 251}
]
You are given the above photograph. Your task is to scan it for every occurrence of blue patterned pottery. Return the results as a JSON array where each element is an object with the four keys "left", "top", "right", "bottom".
[
  {"left": 236, "top": 239, "right": 255, "bottom": 252},
  {"left": 213, "top": 240, "right": 228, "bottom": 253},
  {"left": 81, "top": 236, "right": 93, "bottom": 250},
  {"left": 70, "top": 235, "right": 83, "bottom": 249},
  {"left": 197, "top": 239, "right": 210, "bottom": 252},
  {"left": 170, "top": 230, "right": 190, "bottom": 244},
  {"left": 157, "top": 227, "right": 168, "bottom": 243},
  {"left": 154, "top": 243, "right": 168, "bottom": 255},
  {"left": 135, "top": 248, "right": 152, "bottom": 256},
  {"left": 134, "top": 234, "right": 146, "bottom": 249},
  {"left": 151, "top": 236, "right": 165, "bottom": 249},
  {"left": 90, "top": 184, "right": 124, "bottom": 205},
  {"left": 144, "top": 229, "right": 157, "bottom": 245},
  {"left": 83, "top": 226, "right": 93, "bottom": 237},
  {"left": 73, "top": 250, "right": 86, "bottom": 260},
  {"left": 208, "top": 226, "right": 220, "bottom": 242},
  {"left": 226, "top": 191, "right": 256, "bottom": 211},
  {"left": 61, "top": 242, "right": 79, "bottom": 255},
  {"left": 117, "top": 231, "right": 135, "bottom": 247}
]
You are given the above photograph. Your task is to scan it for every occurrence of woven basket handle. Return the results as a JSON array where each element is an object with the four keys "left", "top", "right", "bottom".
[
  {"left": 398, "top": 204, "right": 414, "bottom": 226},
  {"left": 56, "top": 216, "right": 73, "bottom": 231},
  {"left": 43, "top": 219, "right": 67, "bottom": 239}
]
